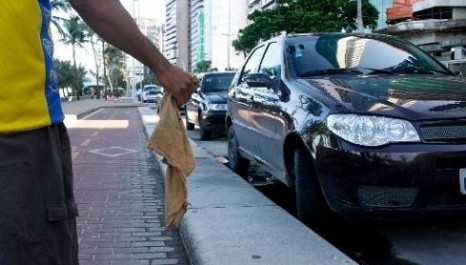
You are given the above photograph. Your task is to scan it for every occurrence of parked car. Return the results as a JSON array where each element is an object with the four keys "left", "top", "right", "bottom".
[
  {"left": 141, "top": 84, "right": 162, "bottom": 103},
  {"left": 226, "top": 32, "right": 466, "bottom": 224},
  {"left": 145, "top": 89, "right": 163, "bottom": 104},
  {"left": 185, "top": 71, "right": 236, "bottom": 140}
]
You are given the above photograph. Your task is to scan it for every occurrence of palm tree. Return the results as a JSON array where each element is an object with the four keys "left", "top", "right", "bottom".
[
  {"left": 83, "top": 24, "right": 103, "bottom": 87},
  {"left": 103, "top": 45, "right": 126, "bottom": 95},
  {"left": 61, "top": 15, "right": 89, "bottom": 100},
  {"left": 50, "top": 0, "right": 71, "bottom": 38}
]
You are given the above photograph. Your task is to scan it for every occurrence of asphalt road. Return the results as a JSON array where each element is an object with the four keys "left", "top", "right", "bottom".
[{"left": 183, "top": 118, "right": 466, "bottom": 265}]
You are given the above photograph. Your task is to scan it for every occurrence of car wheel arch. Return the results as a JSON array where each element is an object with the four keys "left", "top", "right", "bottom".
[
  {"left": 284, "top": 133, "right": 304, "bottom": 189},
  {"left": 225, "top": 116, "right": 233, "bottom": 129}
]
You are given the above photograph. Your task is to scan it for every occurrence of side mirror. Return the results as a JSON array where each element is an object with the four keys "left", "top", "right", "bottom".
[{"left": 245, "top": 73, "right": 273, "bottom": 88}]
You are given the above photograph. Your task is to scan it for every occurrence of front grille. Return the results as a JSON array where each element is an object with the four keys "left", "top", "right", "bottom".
[
  {"left": 419, "top": 124, "right": 466, "bottom": 141},
  {"left": 357, "top": 186, "right": 418, "bottom": 208}
]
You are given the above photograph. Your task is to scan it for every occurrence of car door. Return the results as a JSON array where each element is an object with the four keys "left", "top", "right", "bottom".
[
  {"left": 228, "top": 44, "right": 267, "bottom": 158},
  {"left": 249, "top": 42, "right": 288, "bottom": 176}
]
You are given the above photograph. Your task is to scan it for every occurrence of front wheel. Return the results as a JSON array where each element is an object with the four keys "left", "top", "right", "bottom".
[
  {"left": 198, "top": 114, "right": 211, "bottom": 140},
  {"left": 185, "top": 107, "right": 195, "bottom": 130},
  {"left": 227, "top": 125, "right": 250, "bottom": 177},
  {"left": 294, "top": 145, "right": 330, "bottom": 225}
]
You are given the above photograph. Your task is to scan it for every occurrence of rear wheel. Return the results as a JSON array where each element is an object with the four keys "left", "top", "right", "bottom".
[
  {"left": 294, "top": 145, "right": 330, "bottom": 225},
  {"left": 227, "top": 126, "right": 250, "bottom": 177},
  {"left": 185, "top": 107, "right": 195, "bottom": 130}
]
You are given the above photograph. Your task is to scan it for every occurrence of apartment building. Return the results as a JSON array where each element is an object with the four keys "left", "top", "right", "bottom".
[
  {"left": 163, "top": 0, "right": 190, "bottom": 71},
  {"left": 204, "top": 0, "right": 249, "bottom": 71}
]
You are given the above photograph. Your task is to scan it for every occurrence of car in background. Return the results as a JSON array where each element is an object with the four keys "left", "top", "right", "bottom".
[
  {"left": 185, "top": 71, "right": 236, "bottom": 140},
  {"left": 226, "top": 32, "right": 466, "bottom": 225},
  {"left": 145, "top": 89, "right": 163, "bottom": 104},
  {"left": 141, "top": 84, "right": 162, "bottom": 103}
]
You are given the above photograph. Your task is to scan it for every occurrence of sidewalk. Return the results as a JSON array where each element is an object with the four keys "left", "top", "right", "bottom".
[
  {"left": 63, "top": 98, "right": 357, "bottom": 265},
  {"left": 64, "top": 99, "right": 189, "bottom": 265}
]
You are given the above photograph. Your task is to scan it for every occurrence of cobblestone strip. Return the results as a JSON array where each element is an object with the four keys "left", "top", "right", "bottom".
[{"left": 69, "top": 108, "right": 190, "bottom": 265}]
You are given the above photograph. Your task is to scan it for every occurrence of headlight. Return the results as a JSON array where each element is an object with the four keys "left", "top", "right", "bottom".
[
  {"left": 326, "top": 114, "right": 420, "bottom": 146},
  {"left": 207, "top": 104, "right": 227, "bottom": 111}
]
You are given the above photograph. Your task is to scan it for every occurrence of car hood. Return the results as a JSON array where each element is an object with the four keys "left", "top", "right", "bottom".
[
  {"left": 202, "top": 92, "right": 228, "bottom": 104},
  {"left": 302, "top": 75, "right": 466, "bottom": 120}
]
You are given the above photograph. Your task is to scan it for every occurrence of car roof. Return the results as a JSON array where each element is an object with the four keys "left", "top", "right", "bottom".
[
  {"left": 202, "top": 71, "right": 236, "bottom": 77},
  {"left": 263, "top": 32, "right": 392, "bottom": 44}
]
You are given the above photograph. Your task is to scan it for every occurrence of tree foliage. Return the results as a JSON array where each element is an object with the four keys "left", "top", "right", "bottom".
[
  {"left": 104, "top": 44, "right": 127, "bottom": 91},
  {"left": 61, "top": 15, "right": 89, "bottom": 99},
  {"left": 50, "top": 0, "right": 71, "bottom": 37},
  {"left": 54, "top": 59, "right": 88, "bottom": 98},
  {"left": 234, "top": 0, "right": 378, "bottom": 53},
  {"left": 194, "top": 60, "right": 213, "bottom": 73}
]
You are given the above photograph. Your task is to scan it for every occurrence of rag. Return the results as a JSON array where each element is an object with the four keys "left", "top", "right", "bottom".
[{"left": 147, "top": 94, "right": 195, "bottom": 228}]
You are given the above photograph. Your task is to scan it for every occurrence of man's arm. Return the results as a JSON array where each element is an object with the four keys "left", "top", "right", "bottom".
[{"left": 69, "top": 0, "right": 196, "bottom": 104}]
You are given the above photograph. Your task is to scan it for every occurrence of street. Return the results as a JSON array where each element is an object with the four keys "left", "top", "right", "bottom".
[{"left": 182, "top": 112, "right": 466, "bottom": 265}]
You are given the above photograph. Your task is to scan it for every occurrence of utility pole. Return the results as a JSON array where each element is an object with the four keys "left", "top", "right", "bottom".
[{"left": 357, "top": 0, "right": 364, "bottom": 32}]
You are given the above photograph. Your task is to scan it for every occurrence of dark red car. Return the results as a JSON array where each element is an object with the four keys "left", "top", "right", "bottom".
[{"left": 226, "top": 32, "right": 466, "bottom": 224}]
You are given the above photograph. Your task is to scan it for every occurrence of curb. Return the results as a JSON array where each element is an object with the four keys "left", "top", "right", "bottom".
[{"left": 138, "top": 107, "right": 357, "bottom": 265}]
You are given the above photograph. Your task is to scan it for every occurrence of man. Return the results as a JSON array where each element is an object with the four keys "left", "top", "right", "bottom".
[{"left": 0, "top": 0, "right": 196, "bottom": 264}]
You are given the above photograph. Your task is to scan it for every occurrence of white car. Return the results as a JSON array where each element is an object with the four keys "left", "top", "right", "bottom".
[{"left": 141, "top": 84, "right": 162, "bottom": 103}]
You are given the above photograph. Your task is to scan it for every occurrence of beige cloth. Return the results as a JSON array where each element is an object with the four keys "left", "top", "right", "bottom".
[{"left": 147, "top": 94, "right": 195, "bottom": 228}]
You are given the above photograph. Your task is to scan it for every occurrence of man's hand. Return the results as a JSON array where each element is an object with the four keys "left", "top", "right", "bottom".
[{"left": 156, "top": 64, "right": 199, "bottom": 106}]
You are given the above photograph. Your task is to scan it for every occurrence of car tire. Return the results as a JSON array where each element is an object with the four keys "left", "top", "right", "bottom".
[
  {"left": 198, "top": 113, "right": 211, "bottom": 140},
  {"left": 294, "top": 145, "right": 329, "bottom": 225},
  {"left": 199, "top": 125, "right": 211, "bottom": 140},
  {"left": 185, "top": 107, "right": 195, "bottom": 130},
  {"left": 227, "top": 126, "right": 250, "bottom": 177}
]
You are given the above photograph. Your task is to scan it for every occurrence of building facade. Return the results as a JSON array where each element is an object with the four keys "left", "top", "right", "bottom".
[
  {"left": 377, "top": 0, "right": 466, "bottom": 74},
  {"left": 163, "top": 0, "right": 190, "bottom": 71},
  {"left": 248, "top": 0, "right": 276, "bottom": 14},
  {"left": 204, "top": 0, "right": 249, "bottom": 71},
  {"left": 190, "top": 0, "right": 205, "bottom": 71},
  {"left": 369, "top": 0, "right": 394, "bottom": 29}
]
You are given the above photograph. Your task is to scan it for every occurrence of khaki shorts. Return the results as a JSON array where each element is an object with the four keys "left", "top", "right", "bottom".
[{"left": 0, "top": 123, "right": 79, "bottom": 265}]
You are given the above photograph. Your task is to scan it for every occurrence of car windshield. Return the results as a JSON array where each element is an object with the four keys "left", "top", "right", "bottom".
[
  {"left": 287, "top": 34, "right": 452, "bottom": 78},
  {"left": 147, "top": 91, "right": 162, "bottom": 95},
  {"left": 201, "top": 73, "right": 235, "bottom": 92}
]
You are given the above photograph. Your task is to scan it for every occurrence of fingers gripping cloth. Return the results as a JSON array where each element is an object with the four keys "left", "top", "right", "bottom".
[{"left": 147, "top": 94, "right": 195, "bottom": 228}]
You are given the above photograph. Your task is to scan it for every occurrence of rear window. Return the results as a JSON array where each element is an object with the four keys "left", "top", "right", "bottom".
[{"left": 201, "top": 73, "right": 235, "bottom": 92}]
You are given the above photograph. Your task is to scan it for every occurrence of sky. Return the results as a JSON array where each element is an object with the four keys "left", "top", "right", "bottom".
[{"left": 53, "top": 0, "right": 165, "bottom": 84}]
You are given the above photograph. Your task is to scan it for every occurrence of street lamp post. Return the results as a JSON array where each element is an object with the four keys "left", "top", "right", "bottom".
[
  {"left": 357, "top": 0, "right": 364, "bottom": 32},
  {"left": 227, "top": 0, "right": 231, "bottom": 70}
]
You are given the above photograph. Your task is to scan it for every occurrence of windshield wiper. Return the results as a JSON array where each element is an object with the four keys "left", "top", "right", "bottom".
[
  {"left": 389, "top": 66, "right": 451, "bottom": 75},
  {"left": 352, "top": 67, "right": 395, "bottom": 75},
  {"left": 298, "top": 68, "right": 364, "bottom": 77}
]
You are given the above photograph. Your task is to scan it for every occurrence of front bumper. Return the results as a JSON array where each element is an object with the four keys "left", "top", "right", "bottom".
[
  {"left": 201, "top": 110, "right": 227, "bottom": 132},
  {"left": 314, "top": 143, "right": 466, "bottom": 219}
]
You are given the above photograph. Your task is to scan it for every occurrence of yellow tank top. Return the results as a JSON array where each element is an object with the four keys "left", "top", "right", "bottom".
[{"left": 0, "top": 0, "right": 63, "bottom": 133}]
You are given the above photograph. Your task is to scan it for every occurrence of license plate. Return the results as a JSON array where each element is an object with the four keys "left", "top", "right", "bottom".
[{"left": 460, "top": 169, "right": 466, "bottom": 195}]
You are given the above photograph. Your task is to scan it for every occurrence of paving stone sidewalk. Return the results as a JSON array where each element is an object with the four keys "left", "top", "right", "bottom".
[{"left": 64, "top": 102, "right": 190, "bottom": 265}]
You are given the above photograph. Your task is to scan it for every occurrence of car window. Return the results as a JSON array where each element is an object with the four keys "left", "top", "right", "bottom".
[
  {"left": 287, "top": 35, "right": 452, "bottom": 77},
  {"left": 238, "top": 45, "right": 266, "bottom": 84},
  {"left": 259, "top": 42, "right": 281, "bottom": 78},
  {"left": 201, "top": 73, "right": 235, "bottom": 92}
]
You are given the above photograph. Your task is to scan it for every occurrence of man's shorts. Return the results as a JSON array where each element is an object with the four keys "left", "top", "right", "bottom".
[{"left": 0, "top": 123, "right": 79, "bottom": 265}]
